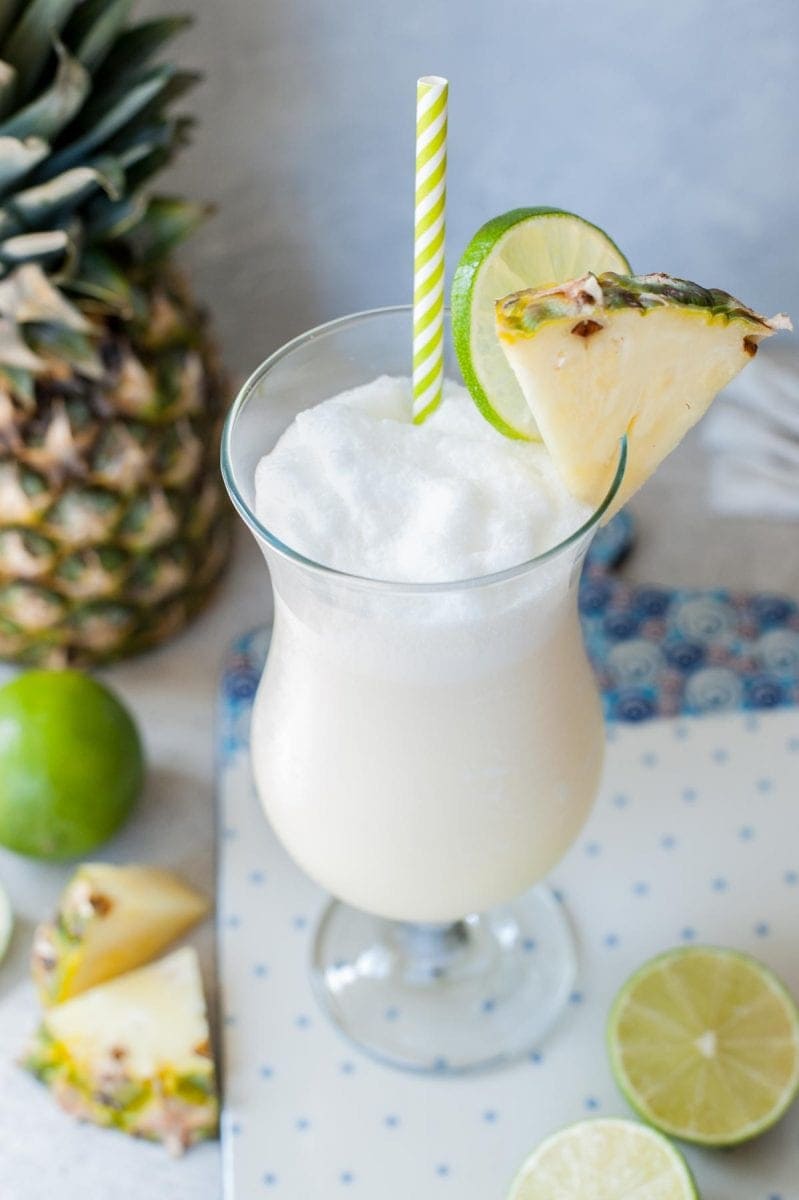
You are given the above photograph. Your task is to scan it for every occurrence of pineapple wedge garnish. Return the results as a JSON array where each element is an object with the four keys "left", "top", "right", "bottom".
[
  {"left": 32, "top": 864, "right": 209, "bottom": 1006},
  {"left": 496, "top": 271, "right": 791, "bottom": 512},
  {"left": 24, "top": 947, "right": 217, "bottom": 1155}
]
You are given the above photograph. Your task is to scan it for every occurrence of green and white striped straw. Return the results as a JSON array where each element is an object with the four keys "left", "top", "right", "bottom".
[{"left": 412, "top": 75, "right": 448, "bottom": 423}]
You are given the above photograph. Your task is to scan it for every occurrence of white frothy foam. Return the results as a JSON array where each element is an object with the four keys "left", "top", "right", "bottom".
[{"left": 254, "top": 376, "right": 589, "bottom": 582}]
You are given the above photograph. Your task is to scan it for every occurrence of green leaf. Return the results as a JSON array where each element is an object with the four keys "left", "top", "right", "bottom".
[
  {"left": 121, "top": 118, "right": 194, "bottom": 193},
  {"left": 0, "top": 135, "right": 49, "bottom": 195},
  {"left": 123, "top": 147, "right": 172, "bottom": 194},
  {"left": 65, "top": 246, "right": 133, "bottom": 313},
  {"left": 41, "top": 64, "right": 176, "bottom": 176},
  {"left": 0, "top": 206, "right": 18, "bottom": 239},
  {"left": 0, "top": 228, "right": 68, "bottom": 265},
  {"left": 26, "top": 322, "right": 102, "bottom": 378},
  {"left": 135, "top": 68, "right": 199, "bottom": 121},
  {"left": 63, "top": 0, "right": 133, "bottom": 72},
  {"left": 10, "top": 158, "right": 121, "bottom": 233},
  {"left": 96, "top": 15, "right": 192, "bottom": 88},
  {"left": 132, "top": 195, "right": 209, "bottom": 263},
  {"left": 110, "top": 118, "right": 174, "bottom": 165},
  {"left": 85, "top": 188, "right": 147, "bottom": 241},
  {"left": 0, "top": 60, "right": 16, "bottom": 119},
  {"left": 0, "top": 1, "right": 24, "bottom": 43},
  {"left": 0, "top": 43, "right": 88, "bottom": 140},
  {"left": 2, "top": 0, "right": 79, "bottom": 104}
]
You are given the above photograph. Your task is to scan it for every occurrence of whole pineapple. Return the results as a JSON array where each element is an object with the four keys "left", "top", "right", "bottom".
[{"left": 0, "top": 0, "right": 230, "bottom": 666}]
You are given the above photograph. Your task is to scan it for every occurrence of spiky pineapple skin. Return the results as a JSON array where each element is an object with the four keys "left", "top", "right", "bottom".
[
  {"left": 0, "top": 0, "right": 232, "bottom": 666},
  {"left": 24, "top": 947, "right": 218, "bottom": 1155},
  {"left": 0, "top": 271, "right": 230, "bottom": 667},
  {"left": 497, "top": 271, "right": 790, "bottom": 339},
  {"left": 24, "top": 1021, "right": 218, "bottom": 1154}
]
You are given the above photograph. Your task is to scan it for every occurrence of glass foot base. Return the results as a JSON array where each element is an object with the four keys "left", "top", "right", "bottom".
[{"left": 311, "top": 885, "right": 576, "bottom": 1075}]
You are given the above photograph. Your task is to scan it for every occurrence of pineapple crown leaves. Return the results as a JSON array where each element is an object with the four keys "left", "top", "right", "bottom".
[{"left": 0, "top": 0, "right": 207, "bottom": 296}]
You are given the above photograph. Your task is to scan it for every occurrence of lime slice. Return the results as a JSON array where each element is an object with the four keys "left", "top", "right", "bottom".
[
  {"left": 608, "top": 945, "right": 799, "bottom": 1146},
  {"left": 451, "top": 208, "right": 629, "bottom": 440},
  {"left": 0, "top": 880, "right": 13, "bottom": 964},
  {"left": 507, "top": 1117, "right": 697, "bottom": 1200}
]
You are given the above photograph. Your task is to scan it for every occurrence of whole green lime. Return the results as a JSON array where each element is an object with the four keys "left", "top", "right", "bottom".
[{"left": 0, "top": 670, "right": 144, "bottom": 860}]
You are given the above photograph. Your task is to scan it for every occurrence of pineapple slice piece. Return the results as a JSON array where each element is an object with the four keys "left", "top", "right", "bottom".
[
  {"left": 496, "top": 271, "right": 791, "bottom": 512},
  {"left": 32, "top": 863, "right": 209, "bottom": 1006},
  {"left": 24, "top": 947, "right": 217, "bottom": 1155}
]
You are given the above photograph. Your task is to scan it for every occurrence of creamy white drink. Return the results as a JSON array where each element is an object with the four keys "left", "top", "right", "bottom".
[{"left": 252, "top": 376, "right": 602, "bottom": 923}]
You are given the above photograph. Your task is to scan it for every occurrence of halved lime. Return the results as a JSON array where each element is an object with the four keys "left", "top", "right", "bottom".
[
  {"left": 451, "top": 208, "right": 629, "bottom": 440},
  {"left": 608, "top": 945, "right": 799, "bottom": 1146},
  {"left": 0, "top": 880, "right": 13, "bottom": 964},
  {"left": 507, "top": 1117, "right": 697, "bottom": 1200}
]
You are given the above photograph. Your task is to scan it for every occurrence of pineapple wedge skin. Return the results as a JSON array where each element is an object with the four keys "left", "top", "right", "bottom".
[
  {"left": 496, "top": 272, "right": 791, "bottom": 514},
  {"left": 32, "top": 863, "right": 209, "bottom": 1007},
  {"left": 24, "top": 947, "right": 218, "bottom": 1156}
]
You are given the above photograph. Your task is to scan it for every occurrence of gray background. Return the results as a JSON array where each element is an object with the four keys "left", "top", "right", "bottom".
[{"left": 144, "top": 0, "right": 798, "bottom": 378}]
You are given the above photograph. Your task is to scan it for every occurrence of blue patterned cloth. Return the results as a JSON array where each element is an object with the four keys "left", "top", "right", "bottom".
[
  {"left": 584, "top": 512, "right": 799, "bottom": 720},
  {"left": 221, "top": 513, "right": 799, "bottom": 729}
]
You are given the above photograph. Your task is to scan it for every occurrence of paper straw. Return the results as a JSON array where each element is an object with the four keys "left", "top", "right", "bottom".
[{"left": 412, "top": 75, "right": 448, "bottom": 423}]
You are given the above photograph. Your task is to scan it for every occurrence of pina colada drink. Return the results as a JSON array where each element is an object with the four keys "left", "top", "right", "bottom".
[
  {"left": 252, "top": 377, "right": 602, "bottom": 923},
  {"left": 223, "top": 199, "right": 787, "bottom": 1072}
]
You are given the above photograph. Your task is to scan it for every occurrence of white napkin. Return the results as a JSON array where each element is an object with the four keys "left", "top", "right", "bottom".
[{"left": 701, "top": 347, "right": 799, "bottom": 517}]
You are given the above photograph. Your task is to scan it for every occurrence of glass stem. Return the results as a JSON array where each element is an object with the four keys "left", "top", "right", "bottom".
[{"left": 395, "top": 919, "right": 471, "bottom": 982}]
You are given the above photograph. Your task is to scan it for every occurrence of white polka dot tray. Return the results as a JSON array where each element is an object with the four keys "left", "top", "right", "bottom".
[{"left": 217, "top": 626, "right": 799, "bottom": 1199}]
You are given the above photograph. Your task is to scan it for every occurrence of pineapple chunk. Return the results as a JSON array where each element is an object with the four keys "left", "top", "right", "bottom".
[
  {"left": 496, "top": 271, "right": 791, "bottom": 513},
  {"left": 24, "top": 947, "right": 217, "bottom": 1155},
  {"left": 32, "top": 863, "right": 209, "bottom": 1006}
]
